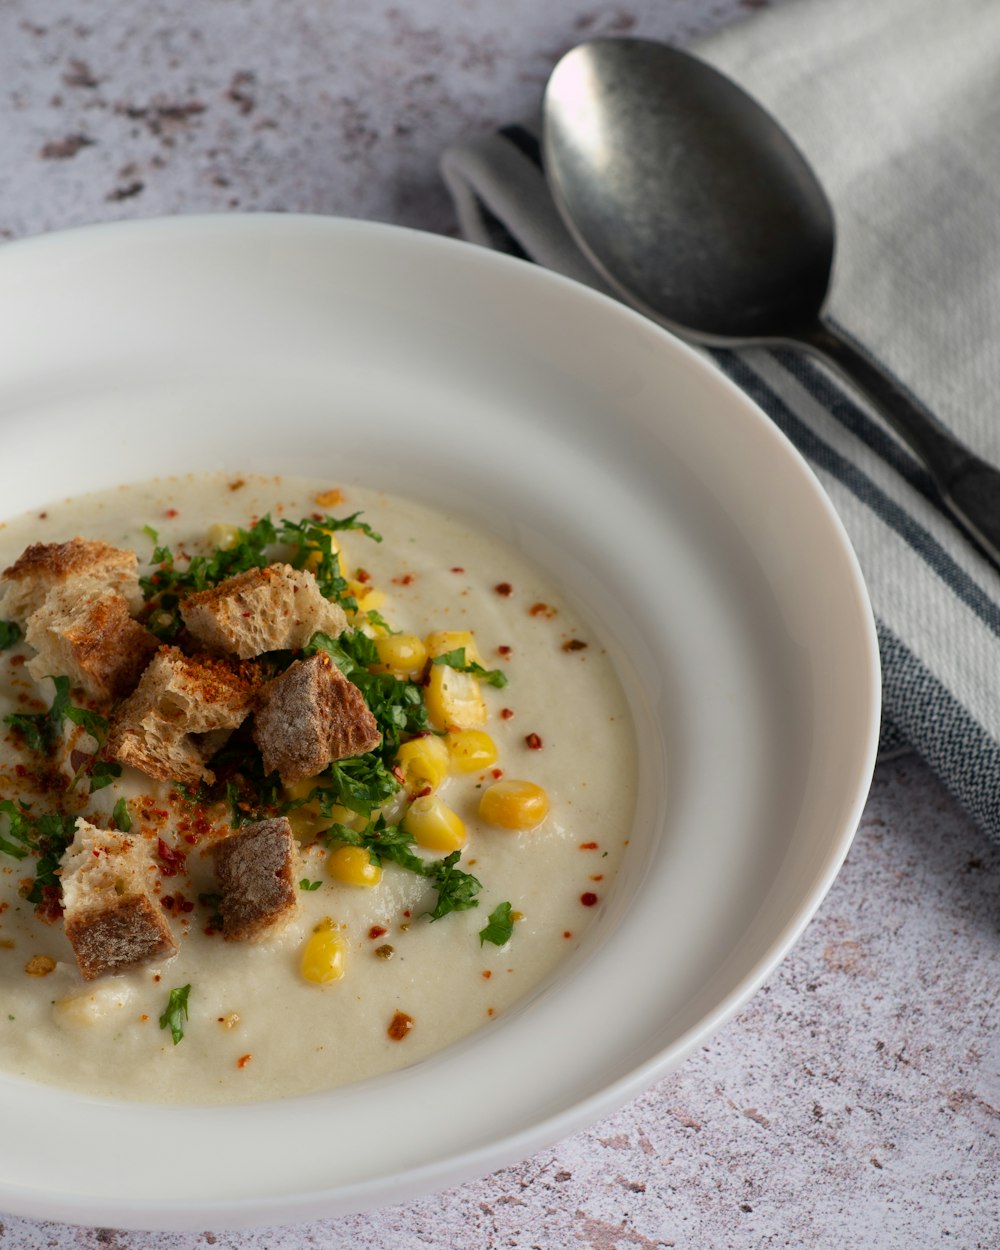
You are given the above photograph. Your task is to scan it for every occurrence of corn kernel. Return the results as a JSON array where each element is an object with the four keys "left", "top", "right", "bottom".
[
  {"left": 374, "top": 633, "right": 428, "bottom": 675},
  {"left": 479, "top": 779, "right": 550, "bottom": 830},
  {"left": 424, "top": 663, "right": 487, "bottom": 731},
  {"left": 300, "top": 928, "right": 347, "bottom": 984},
  {"left": 345, "top": 579, "right": 386, "bottom": 612},
  {"left": 283, "top": 781, "right": 351, "bottom": 840},
  {"left": 396, "top": 735, "right": 450, "bottom": 794},
  {"left": 447, "top": 729, "right": 498, "bottom": 773},
  {"left": 327, "top": 845, "right": 382, "bottom": 887},
  {"left": 424, "top": 630, "right": 483, "bottom": 665},
  {"left": 403, "top": 794, "right": 467, "bottom": 852},
  {"left": 207, "top": 523, "right": 240, "bottom": 551}
]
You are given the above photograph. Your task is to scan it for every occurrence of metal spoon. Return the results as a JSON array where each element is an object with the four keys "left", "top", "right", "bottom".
[{"left": 543, "top": 37, "right": 1000, "bottom": 567}]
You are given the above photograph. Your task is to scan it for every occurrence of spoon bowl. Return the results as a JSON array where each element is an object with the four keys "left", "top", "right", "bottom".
[{"left": 543, "top": 38, "right": 1000, "bottom": 568}]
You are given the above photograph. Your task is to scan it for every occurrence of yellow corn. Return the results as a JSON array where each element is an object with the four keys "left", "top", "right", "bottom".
[
  {"left": 327, "top": 845, "right": 382, "bottom": 887},
  {"left": 207, "top": 523, "right": 240, "bottom": 551},
  {"left": 447, "top": 729, "right": 498, "bottom": 773},
  {"left": 403, "top": 794, "right": 466, "bottom": 852},
  {"left": 374, "top": 633, "right": 428, "bottom": 675},
  {"left": 347, "top": 580, "right": 387, "bottom": 615},
  {"left": 479, "top": 779, "right": 550, "bottom": 830},
  {"left": 283, "top": 780, "right": 352, "bottom": 840},
  {"left": 424, "top": 663, "right": 487, "bottom": 731},
  {"left": 424, "top": 630, "right": 483, "bottom": 665},
  {"left": 300, "top": 928, "right": 347, "bottom": 984},
  {"left": 395, "top": 735, "right": 450, "bottom": 794}
]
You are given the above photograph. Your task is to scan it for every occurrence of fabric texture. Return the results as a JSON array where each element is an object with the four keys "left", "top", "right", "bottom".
[{"left": 440, "top": 0, "right": 1000, "bottom": 842}]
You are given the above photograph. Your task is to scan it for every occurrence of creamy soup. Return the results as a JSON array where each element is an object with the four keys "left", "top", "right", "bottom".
[{"left": 0, "top": 473, "right": 634, "bottom": 1104}]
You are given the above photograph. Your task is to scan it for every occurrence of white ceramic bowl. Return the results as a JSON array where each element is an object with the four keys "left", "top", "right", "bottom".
[{"left": 0, "top": 216, "right": 879, "bottom": 1230}]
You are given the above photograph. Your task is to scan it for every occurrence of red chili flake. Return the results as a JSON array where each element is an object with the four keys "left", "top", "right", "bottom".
[
  {"left": 491, "top": 767, "right": 504, "bottom": 779},
  {"left": 590, "top": 874, "right": 604, "bottom": 882},
  {"left": 563, "top": 931, "right": 573, "bottom": 939},
  {"left": 236, "top": 1053, "right": 252, "bottom": 1069},
  {"left": 69, "top": 749, "right": 90, "bottom": 772},
  {"left": 562, "top": 639, "right": 588, "bottom": 653},
  {"left": 482, "top": 970, "right": 493, "bottom": 979},
  {"left": 500, "top": 707, "right": 514, "bottom": 720},
  {"left": 355, "top": 568, "right": 372, "bottom": 583},
  {"left": 495, "top": 582, "right": 513, "bottom": 597},
  {"left": 9, "top": 654, "right": 25, "bottom": 667},
  {"left": 164, "top": 508, "right": 179, "bottom": 518},
  {"left": 487, "top": 1007, "right": 495, "bottom": 1017},
  {"left": 157, "top": 839, "right": 187, "bottom": 878},
  {"left": 228, "top": 478, "right": 245, "bottom": 491},
  {"left": 391, "top": 573, "right": 415, "bottom": 586},
  {"left": 525, "top": 733, "right": 543, "bottom": 750},
  {"left": 387, "top": 1011, "right": 414, "bottom": 1041},
  {"left": 529, "top": 602, "right": 556, "bottom": 618},
  {"left": 497, "top": 645, "right": 512, "bottom": 658},
  {"left": 580, "top": 892, "right": 599, "bottom": 907},
  {"left": 402, "top": 909, "right": 411, "bottom": 918},
  {"left": 368, "top": 925, "right": 388, "bottom": 940},
  {"left": 451, "top": 566, "right": 465, "bottom": 574},
  {"left": 414, "top": 785, "right": 432, "bottom": 798},
  {"left": 578, "top": 841, "right": 599, "bottom": 850}
]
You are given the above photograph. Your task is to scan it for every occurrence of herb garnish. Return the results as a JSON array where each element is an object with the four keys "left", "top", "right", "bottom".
[
  {"left": 324, "top": 821, "right": 482, "bottom": 921},
  {"left": 0, "top": 620, "right": 21, "bottom": 650},
  {"left": 430, "top": 647, "right": 508, "bottom": 689},
  {"left": 424, "top": 850, "right": 482, "bottom": 920},
  {"left": 0, "top": 800, "right": 77, "bottom": 908},
  {"left": 479, "top": 901, "right": 515, "bottom": 947},
  {"left": 112, "top": 797, "right": 132, "bottom": 832},
  {"left": 140, "top": 511, "right": 382, "bottom": 638},
  {"left": 299, "top": 878, "right": 323, "bottom": 891},
  {"left": 4, "top": 675, "right": 110, "bottom": 753},
  {"left": 159, "top": 984, "right": 192, "bottom": 1045}
]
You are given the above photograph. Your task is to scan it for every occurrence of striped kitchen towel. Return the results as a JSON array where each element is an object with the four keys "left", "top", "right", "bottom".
[{"left": 441, "top": 0, "right": 1000, "bottom": 844}]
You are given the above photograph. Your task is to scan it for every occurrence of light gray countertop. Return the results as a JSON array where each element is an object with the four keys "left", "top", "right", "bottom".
[{"left": 0, "top": 2, "right": 997, "bottom": 1247}]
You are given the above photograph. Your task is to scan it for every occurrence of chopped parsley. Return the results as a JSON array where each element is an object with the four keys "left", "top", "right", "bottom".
[
  {"left": 159, "top": 984, "right": 192, "bottom": 1045},
  {"left": 112, "top": 797, "right": 132, "bottom": 832},
  {"left": 140, "top": 511, "right": 382, "bottom": 638},
  {"left": 424, "top": 850, "right": 482, "bottom": 921},
  {"left": 3, "top": 675, "right": 109, "bottom": 754},
  {"left": 0, "top": 620, "right": 21, "bottom": 650},
  {"left": 0, "top": 800, "right": 77, "bottom": 907},
  {"left": 431, "top": 647, "right": 508, "bottom": 689},
  {"left": 325, "top": 821, "right": 481, "bottom": 921},
  {"left": 479, "top": 901, "right": 515, "bottom": 947}
]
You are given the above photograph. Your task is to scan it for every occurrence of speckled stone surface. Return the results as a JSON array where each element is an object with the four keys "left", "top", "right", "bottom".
[{"left": 1, "top": 2, "right": 998, "bottom": 1247}]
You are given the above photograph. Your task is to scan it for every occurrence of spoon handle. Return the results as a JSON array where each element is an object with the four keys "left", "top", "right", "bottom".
[{"left": 802, "top": 319, "right": 1000, "bottom": 569}]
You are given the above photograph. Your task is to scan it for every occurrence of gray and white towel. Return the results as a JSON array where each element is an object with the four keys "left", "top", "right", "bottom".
[{"left": 441, "top": 0, "right": 1000, "bottom": 845}]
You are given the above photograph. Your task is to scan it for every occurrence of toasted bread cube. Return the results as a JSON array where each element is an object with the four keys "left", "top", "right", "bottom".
[
  {"left": 61, "top": 819, "right": 177, "bottom": 981},
  {"left": 1, "top": 538, "right": 143, "bottom": 622},
  {"left": 253, "top": 651, "right": 381, "bottom": 783},
  {"left": 211, "top": 816, "right": 300, "bottom": 941},
  {"left": 180, "top": 564, "right": 348, "bottom": 659},
  {"left": 25, "top": 587, "right": 159, "bottom": 703},
  {"left": 105, "top": 646, "right": 254, "bottom": 787}
]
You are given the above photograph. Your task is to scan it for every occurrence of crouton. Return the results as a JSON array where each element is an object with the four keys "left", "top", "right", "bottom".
[
  {"left": 1, "top": 538, "right": 143, "bottom": 623},
  {"left": 180, "top": 563, "right": 348, "bottom": 659},
  {"left": 61, "top": 818, "right": 177, "bottom": 981},
  {"left": 105, "top": 646, "right": 254, "bottom": 787},
  {"left": 253, "top": 651, "right": 381, "bottom": 783},
  {"left": 210, "top": 816, "right": 300, "bottom": 941},
  {"left": 25, "top": 586, "right": 159, "bottom": 703}
]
